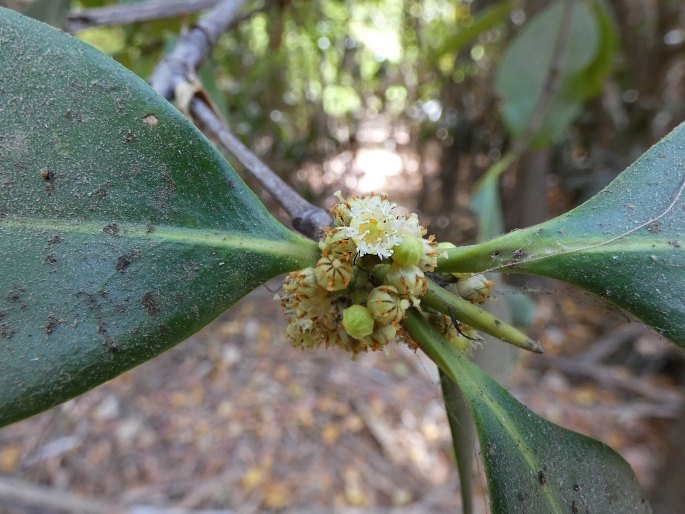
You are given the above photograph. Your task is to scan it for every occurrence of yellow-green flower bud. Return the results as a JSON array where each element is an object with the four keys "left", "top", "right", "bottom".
[
  {"left": 392, "top": 236, "right": 424, "bottom": 267},
  {"left": 342, "top": 305, "right": 375, "bottom": 339},
  {"left": 320, "top": 229, "right": 355, "bottom": 260},
  {"left": 457, "top": 274, "right": 495, "bottom": 304},
  {"left": 418, "top": 236, "right": 441, "bottom": 272},
  {"left": 294, "top": 267, "right": 323, "bottom": 298},
  {"left": 286, "top": 323, "right": 319, "bottom": 349},
  {"left": 362, "top": 324, "right": 396, "bottom": 349},
  {"left": 366, "top": 285, "right": 406, "bottom": 325},
  {"left": 315, "top": 256, "right": 353, "bottom": 291},
  {"left": 331, "top": 191, "right": 351, "bottom": 226},
  {"left": 386, "top": 265, "right": 427, "bottom": 299}
]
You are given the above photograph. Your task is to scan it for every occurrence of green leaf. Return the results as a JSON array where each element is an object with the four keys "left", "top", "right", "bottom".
[
  {"left": 495, "top": 0, "right": 604, "bottom": 147},
  {"left": 405, "top": 311, "right": 651, "bottom": 514},
  {"left": 471, "top": 177, "right": 505, "bottom": 242},
  {"left": 440, "top": 368, "right": 476, "bottom": 514},
  {"left": 0, "top": 8, "right": 318, "bottom": 427},
  {"left": 433, "top": 0, "right": 516, "bottom": 61},
  {"left": 440, "top": 121, "right": 685, "bottom": 348},
  {"left": 22, "top": 0, "right": 71, "bottom": 28},
  {"left": 565, "top": 0, "right": 618, "bottom": 99}
]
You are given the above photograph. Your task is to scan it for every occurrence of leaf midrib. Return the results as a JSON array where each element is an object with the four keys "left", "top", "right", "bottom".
[
  {"left": 0, "top": 216, "right": 318, "bottom": 266},
  {"left": 450, "top": 358, "right": 565, "bottom": 514}
]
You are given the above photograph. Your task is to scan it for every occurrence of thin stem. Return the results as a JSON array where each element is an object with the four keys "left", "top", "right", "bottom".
[
  {"left": 65, "top": 0, "right": 221, "bottom": 33},
  {"left": 422, "top": 278, "right": 542, "bottom": 353},
  {"left": 191, "top": 98, "right": 332, "bottom": 238}
]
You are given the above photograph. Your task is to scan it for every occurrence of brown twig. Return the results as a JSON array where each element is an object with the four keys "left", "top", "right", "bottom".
[
  {"left": 65, "top": 0, "right": 222, "bottom": 33},
  {"left": 148, "top": 0, "right": 332, "bottom": 239},
  {"left": 190, "top": 98, "right": 333, "bottom": 238},
  {"left": 148, "top": 0, "right": 250, "bottom": 100}
]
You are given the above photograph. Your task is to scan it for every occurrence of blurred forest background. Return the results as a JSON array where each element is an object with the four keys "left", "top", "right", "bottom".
[{"left": 1, "top": 0, "right": 685, "bottom": 513}]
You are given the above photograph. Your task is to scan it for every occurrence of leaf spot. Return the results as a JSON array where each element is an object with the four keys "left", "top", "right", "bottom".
[
  {"left": 142, "top": 114, "right": 159, "bottom": 127},
  {"left": 538, "top": 470, "right": 547, "bottom": 485},
  {"left": 102, "top": 222, "right": 120, "bottom": 236},
  {"left": 116, "top": 249, "right": 141, "bottom": 273},
  {"left": 0, "top": 322, "right": 15, "bottom": 340},
  {"left": 39, "top": 167, "right": 55, "bottom": 182},
  {"left": 141, "top": 291, "right": 161, "bottom": 316},
  {"left": 44, "top": 315, "right": 62, "bottom": 335}
]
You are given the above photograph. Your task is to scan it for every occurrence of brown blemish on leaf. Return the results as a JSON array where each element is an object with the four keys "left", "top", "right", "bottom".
[
  {"left": 146, "top": 224, "right": 155, "bottom": 233},
  {"left": 40, "top": 167, "right": 55, "bottom": 182},
  {"left": 103, "top": 222, "right": 119, "bottom": 236},
  {"left": 513, "top": 249, "right": 527, "bottom": 260},
  {"left": 158, "top": 324, "right": 171, "bottom": 337},
  {"left": 104, "top": 339, "right": 121, "bottom": 353},
  {"left": 174, "top": 292, "right": 184, "bottom": 304},
  {"left": 668, "top": 240, "right": 681, "bottom": 248},
  {"left": 538, "top": 470, "right": 547, "bottom": 485},
  {"left": 0, "top": 322, "right": 15, "bottom": 339},
  {"left": 646, "top": 221, "right": 661, "bottom": 233},
  {"left": 142, "top": 114, "right": 159, "bottom": 127},
  {"left": 91, "top": 186, "right": 108, "bottom": 198},
  {"left": 6, "top": 285, "right": 24, "bottom": 303},
  {"left": 124, "top": 130, "right": 136, "bottom": 144},
  {"left": 64, "top": 109, "right": 82, "bottom": 122},
  {"left": 47, "top": 234, "right": 62, "bottom": 245},
  {"left": 44, "top": 254, "right": 57, "bottom": 265},
  {"left": 159, "top": 166, "right": 176, "bottom": 201},
  {"left": 141, "top": 291, "right": 161, "bottom": 316},
  {"left": 116, "top": 249, "right": 141, "bottom": 273},
  {"left": 45, "top": 314, "right": 62, "bottom": 335}
]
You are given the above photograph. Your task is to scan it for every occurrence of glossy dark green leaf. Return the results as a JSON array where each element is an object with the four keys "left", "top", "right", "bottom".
[
  {"left": 0, "top": 8, "right": 318, "bottom": 427},
  {"left": 405, "top": 311, "right": 651, "bottom": 514},
  {"left": 440, "top": 368, "right": 476, "bottom": 514},
  {"left": 440, "top": 121, "right": 685, "bottom": 348},
  {"left": 495, "top": 0, "right": 606, "bottom": 147}
]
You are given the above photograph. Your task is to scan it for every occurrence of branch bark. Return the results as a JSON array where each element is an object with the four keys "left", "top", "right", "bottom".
[
  {"left": 191, "top": 98, "right": 332, "bottom": 237},
  {"left": 148, "top": 0, "right": 249, "bottom": 100},
  {"left": 65, "top": 0, "right": 222, "bottom": 33},
  {"left": 148, "top": 0, "right": 332, "bottom": 239}
]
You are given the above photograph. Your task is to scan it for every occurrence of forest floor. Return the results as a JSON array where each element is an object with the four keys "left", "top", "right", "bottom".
[{"left": 0, "top": 279, "right": 681, "bottom": 514}]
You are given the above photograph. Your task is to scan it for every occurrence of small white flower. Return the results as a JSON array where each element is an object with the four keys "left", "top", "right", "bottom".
[{"left": 339, "top": 194, "right": 424, "bottom": 258}]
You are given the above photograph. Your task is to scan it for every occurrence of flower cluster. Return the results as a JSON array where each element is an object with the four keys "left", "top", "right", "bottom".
[
  {"left": 278, "top": 193, "right": 440, "bottom": 353},
  {"left": 278, "top": 192, "right": 493, "bottom": 355}
]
